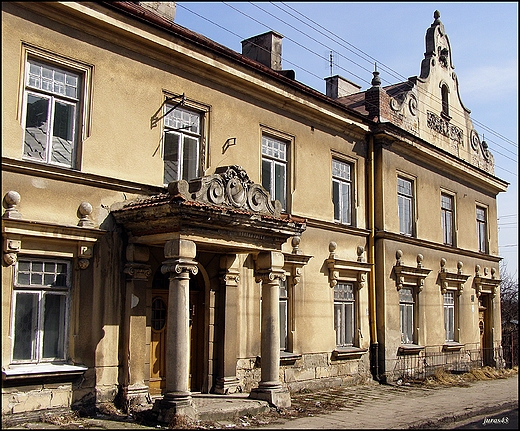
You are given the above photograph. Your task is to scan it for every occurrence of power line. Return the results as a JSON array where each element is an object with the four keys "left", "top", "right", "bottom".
[{"left": 177, "top": 2, "right": 517, "bottom": 177}]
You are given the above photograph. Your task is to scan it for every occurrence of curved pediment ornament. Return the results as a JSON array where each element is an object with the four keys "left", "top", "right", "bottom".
[{"left": 168, "top": 165, "right": 282, "bottom": 217}]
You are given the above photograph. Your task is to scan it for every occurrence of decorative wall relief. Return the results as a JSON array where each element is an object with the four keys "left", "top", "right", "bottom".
[{"left": 427, "top": 111, "right": 463, "bottom": 145}]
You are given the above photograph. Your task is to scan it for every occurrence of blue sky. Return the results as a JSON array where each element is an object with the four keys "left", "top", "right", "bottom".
[{"left": 174, "top": 2, "right": 518, "bottom": 277}]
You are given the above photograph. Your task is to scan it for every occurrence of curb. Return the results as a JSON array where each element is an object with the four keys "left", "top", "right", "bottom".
[{"left": 408, "top": 401, "right": 519, "bottom": 429}]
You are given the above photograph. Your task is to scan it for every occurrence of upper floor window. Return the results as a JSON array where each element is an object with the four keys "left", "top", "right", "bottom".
[
  {"left": 11, "top": 258, "right": 71, "bottom": 364},
  {"left": 163, "top": 105, "right": 202, "bottom": 184},
  {"left": 398, "top": 176, "right": 414, "bottom": 236},
  {"left": 332, "top": 159, "right": 352, "bottom": 225},
  {"left": 22, "top": 59, "right": 81, "bottom": 168},
  {"left": 399, "top": 287, "right": 415, "bottom": 344},
  {"left": 334, "top": 282, "right": 355, "bottom": 347},
  {"left": 262, "top": 135, "right": 287, "bottom": 210},
  {"left": 441, "top": 193, "right": 455, "bottom": 246},
  {"left": 476, "top": 206, "right": 488, "bottom": 253}
]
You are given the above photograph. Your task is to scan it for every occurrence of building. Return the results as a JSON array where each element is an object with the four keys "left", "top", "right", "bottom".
[{"left": 2, "top": 2, "right": 508, "bottom": 421}]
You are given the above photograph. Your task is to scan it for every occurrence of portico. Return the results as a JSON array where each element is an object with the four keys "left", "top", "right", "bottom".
[{"left": 110, "top": 166, "right": 306, "bottom": 417}]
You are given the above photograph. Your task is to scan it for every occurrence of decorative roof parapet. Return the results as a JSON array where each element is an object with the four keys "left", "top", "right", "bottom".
[{"left": 168, "top": 165, "right": 282, "bottom": 217}]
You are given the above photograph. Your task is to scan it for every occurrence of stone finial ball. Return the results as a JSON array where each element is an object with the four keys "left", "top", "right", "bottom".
[
  {"left": 329, "top": 241, "right": 337, "bottom": 253},
  {"left": 3, "top": 191, "right": 21, "bottom": 208},
  {"left": 440, "top": 257, "right": 447, "bottom": 267},
  {"left": 78, "top": 201, "right": 93, "bottom": 216},
  {"left": 357, "top": 245, "right": 365, "bottom": 256},
  {"left": 292, "top": 236, "right": 301, "bottom": 248},
  {"left": 396, "top": 250, "right": 403, "bottom": 260}
]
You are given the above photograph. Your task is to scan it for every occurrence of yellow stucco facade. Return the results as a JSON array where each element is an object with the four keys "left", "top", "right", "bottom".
[{"left": 2, "top": 2, "right": 508, "bottom": 420}]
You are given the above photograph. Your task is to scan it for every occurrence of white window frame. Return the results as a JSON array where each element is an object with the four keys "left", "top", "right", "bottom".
[
  {"left": 443, "top": 291, "right": 456, "bottom": 342},
  {"left": 262, "top": 134, "right": 288, "bottom": 210},
  {"left": 332, "top": 159, "right": 353, "bottom": 225},
  {"left": 162, "top": 104, "right": 202, "bottom": 184},
  {"left": 476, "top": 205, "right": 488, "bottom": 253},
  {"left": 334, "top": 282, "right": 356, "bottom": 347},
  {"left": 20, "top": 45, "right": 92, "bottom": 170},
  {"left": 398, "top": 175, "right": 415, "bottom": 236},
  {"left": 399, "top": 287, "right": 415, "bottom": 344},
  {"left": 441, "top": 192, "right": 455, "bottom": 246},
  {"left": 11, "top": 257, "right": 72, "bottom": 364},
  {"left": 279, "top": 278, "right": 289, "bottom": 351}
]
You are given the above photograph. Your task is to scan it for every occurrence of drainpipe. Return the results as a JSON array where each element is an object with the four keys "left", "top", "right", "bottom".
[{"left": 368, "top": 134, "right": 379, "bottom": 381}]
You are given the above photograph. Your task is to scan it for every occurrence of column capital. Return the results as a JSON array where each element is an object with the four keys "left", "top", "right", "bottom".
[
  {"left": 255, "top": 251, "right": 285, "bottom": 284},
  {"left": 124, "top": 262, "right": 152, "bottom": 280},
  {"left": 161, "top": 259, "right": 198, "bottom": 277}
]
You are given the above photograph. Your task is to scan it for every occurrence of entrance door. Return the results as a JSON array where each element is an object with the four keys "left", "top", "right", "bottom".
[
  {"left": 149, "top": 278, "right": 205, "bottom": 395},
  {"left": 478, "top": 295, "right": 493, "bottom": 366},
  {"left": 150, "top": 290, "right": 168, "bottom": 395}
]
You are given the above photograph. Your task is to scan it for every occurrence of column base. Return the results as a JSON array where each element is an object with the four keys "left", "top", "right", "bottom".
[
  {"left": 153, "top": 392, "right": 198, "bottom": 424},
  {"left": 120, "top": 384, "right": 152, "bottom": 412},
  {"left": 249, "top": 385, "right": 291, "bottom": 408},
  {"left": 214, "top": 376, "right": 242, "bottom": 394}
]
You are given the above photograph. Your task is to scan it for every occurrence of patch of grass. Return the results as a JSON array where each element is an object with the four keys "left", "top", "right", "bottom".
[{"left": 424, "top": 366, "right": 518, "bottom": 387}]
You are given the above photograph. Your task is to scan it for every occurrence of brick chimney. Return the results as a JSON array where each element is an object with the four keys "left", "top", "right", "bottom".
[
  {"left": 241, "top": 31, "right": 283, "bottom": 71},
  {"left": 325, "top": 75, "right": 362, "bottom": 99},
  {"left": 365, "top": 67, "right": 391, "bottom": 122}
]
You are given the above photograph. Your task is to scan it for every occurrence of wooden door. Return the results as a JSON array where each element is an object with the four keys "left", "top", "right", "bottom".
[
  {"left": 189, "top": 289, "right": 204, "bottom": 392},
  {"left": 150, "top": 290, "right": 168, "bottom": 395}
]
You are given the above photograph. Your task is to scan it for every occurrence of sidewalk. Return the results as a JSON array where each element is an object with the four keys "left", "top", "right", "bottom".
[
  {"left": 256, "top": 374, "right": 518, "bottom": 429},
  {"left": 3, "top": 374, "right": 518, "bottom": 429}
]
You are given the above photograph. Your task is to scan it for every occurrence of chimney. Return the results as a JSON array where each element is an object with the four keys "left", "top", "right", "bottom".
[
  {"left": 325, "top": 75, "right": 362, "bottom": 99},
  {"left": 139, "top": 2, "right": 176, "bottom": 22},
  {"left": 241, "top": 31, "right": 283, "bottom": 71}
]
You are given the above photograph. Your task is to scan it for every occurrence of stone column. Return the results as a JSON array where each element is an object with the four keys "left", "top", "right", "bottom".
[
  {"left": 250, "top": 251, "right": 291, "bottom": 407},
  {"left": 122, "top": 245, "right": 152, "bottom": 409},
  {"left": 214, "top": 254, "right": 241, "bottom": 394},
  {"left": 158, "top": 238, "right": 198, "bottom": 418}
]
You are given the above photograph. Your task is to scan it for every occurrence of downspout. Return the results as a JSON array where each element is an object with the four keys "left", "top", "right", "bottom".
[{"left": 368, "top": 133, "right": 379, "bottom": 381}]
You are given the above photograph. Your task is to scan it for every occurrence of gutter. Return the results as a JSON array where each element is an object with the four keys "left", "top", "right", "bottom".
[{"left": 367, "top": 134, "right": 379, "bottom": 381}]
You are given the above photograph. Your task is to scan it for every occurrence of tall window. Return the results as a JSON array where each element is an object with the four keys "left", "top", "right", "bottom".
[
  {"left": 262, "top": 135, "right": 287, "bottom": 210},
  {"left": 441, "top": 193, "right": 455, "bottom": 246},
  {"left": 22, "top": 59, "right": 81, "bottom": 168},
  {"left": 279, "top": 279, "right": 288, "bottom": 351},
  {"left": 476, "top": 206, "right": 488, "bottom": 253},
  {"left": 163, "top": 105, "right": 201, "bottom": 184},
  {"left": 399, "top": 287, "right": 414, "bottom": 344},
  {"left": 441, "top": 84, "right": 450, "bottom": 117},
  {"left": 334, "top": 283, "right": 355, "bottom": 347},
  {"left": 332, "top": 159, "right": 352, "bottom": 224},
  {"left": 12, "top": 258, "right": 71, "bottom": 363},
  {"left": 444, "top": 292, "right": 455, "bottom": 342},
  {"left": 398, "top": 176, "right": 414, "bottom": 236}
]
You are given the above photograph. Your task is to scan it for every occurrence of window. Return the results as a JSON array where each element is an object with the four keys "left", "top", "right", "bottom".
[
  {"left": 334, "top": 283, "right": 355, "bottom": 347},
  {"left": 332, "top": 159, "right": 352, "bottom": 224},
  {"left": 22, "top": 59, "right": 81, "bottom": 168},
  {"left": 262, "top": 135, "right": 287, "bottom": 210},
  {"left": 441, "top": 193, "right": 455, "bottom": 246},
  {"left": 398, "top": 176, "right": 414, "bottom": 236},
  {"left": 476, "top": 206, "right": 488, "bottom": 253},
  {"left": 444, "top": 292, "right": 455, "bottom": 342},
  {"left": 163, "top": 105, "right": 202, "bottom": 184},
  {"left": 399, "top": 287, "right": 414, "bottom": 344},
  {"left": 11, "top": 258, "right": 71, "bottom": 363},
  {"left": 441, "top": 84, "right": 450, "bottom": 117},
  {"left": 279, "top": 279, "right": 288, "bottom": 351}
]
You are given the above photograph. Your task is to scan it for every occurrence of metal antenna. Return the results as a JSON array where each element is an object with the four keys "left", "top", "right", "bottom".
[{"left": 330, "top": 51, "right": 333, "bottom": 76}]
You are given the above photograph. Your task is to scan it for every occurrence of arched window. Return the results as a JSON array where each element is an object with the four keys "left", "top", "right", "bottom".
[{"left": 441, "top": 84, "right": 450, "bottom": 118}]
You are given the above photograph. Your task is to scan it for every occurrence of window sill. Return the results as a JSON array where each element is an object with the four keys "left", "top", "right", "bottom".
[
  {"left": 442, "top": 342, "right": 464, "bottom": 352},
  {"left": 398, "top": 344, "right": 425, "bottom": 355},
  {"left": 280, "top": 351, "right": 302, "bottom": 365},
  {"left": 2, "top": 363, "right": 88, "bottom": 381},
  {"left": 332, "top": 347, "right": 368, "bottom": 360}
]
